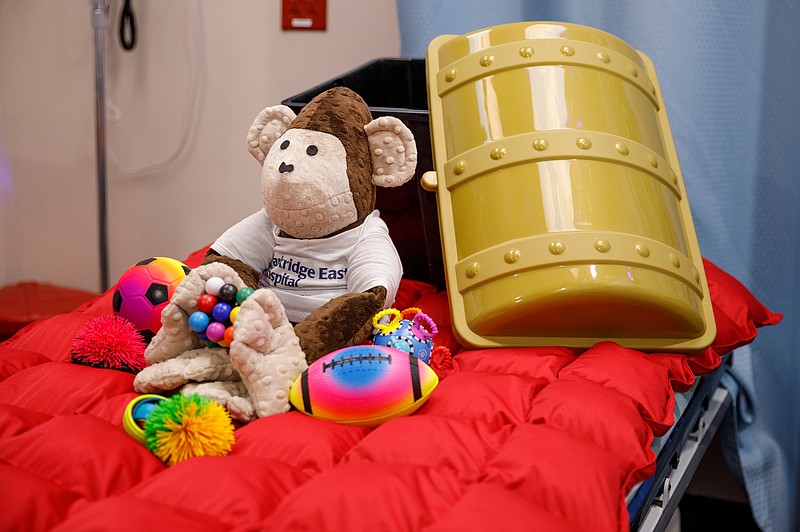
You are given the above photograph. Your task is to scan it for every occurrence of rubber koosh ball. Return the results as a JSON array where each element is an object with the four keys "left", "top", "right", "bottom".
[
  {"left": 112, "top": 257, "right": 190, "bottom": 342},
  {"left": 143, "top": 394, "right": 235, "bottom": 466},
  {"left": 71, "top": 315, "right": 147, "bottom": 373}
]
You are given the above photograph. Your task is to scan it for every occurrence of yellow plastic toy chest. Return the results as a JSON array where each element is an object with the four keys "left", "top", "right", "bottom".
[{"left": 423, "top": 21, "right": 716, "bottom": 350}]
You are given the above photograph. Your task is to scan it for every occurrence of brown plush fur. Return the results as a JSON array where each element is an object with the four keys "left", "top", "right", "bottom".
[
  {"left": 295, "top": 287, "right": 386, "bottom": 364},
  {"left": 202, "top": 250, "right": 260, "bottom": 289}
]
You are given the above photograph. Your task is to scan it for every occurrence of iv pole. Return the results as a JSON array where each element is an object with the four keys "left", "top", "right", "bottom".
[{"left": 91, "top": 0, "right": 110, "bottom": 291}]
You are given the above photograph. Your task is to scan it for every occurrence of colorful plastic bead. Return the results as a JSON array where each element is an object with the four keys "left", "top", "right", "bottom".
[
  {"left": 204, "top": 276, "right": 225, "bottom": 297},
  {"left": 212, "top": 302, "right": 232, "bottom": 323},
  {"left": 196, "top": 294, "right": 218, "bottom": 315},
  {"left": 188, "top": 311, "right": 210, "bottom": 333},
  {"left": 206, "top": 321, "right": 226, "bottom": 343},
  {"left": 236, "top": 287, "right": 255, "bottom": 305},
  {"left": 218, "top": 283, "right": 238, "bottom": 303},
  {"left": 229, "top": 306, "right": 240, "bottom": 324},
  {"left": 224, "top": 326, "right": 235, "bottom": 345}
]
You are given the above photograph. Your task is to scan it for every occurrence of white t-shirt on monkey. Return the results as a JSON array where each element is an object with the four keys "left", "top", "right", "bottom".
[{"left": 211, "top": 209, "right": 402, "bottom": 323}]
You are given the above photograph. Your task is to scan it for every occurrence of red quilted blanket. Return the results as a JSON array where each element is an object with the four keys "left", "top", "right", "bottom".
[{"left": 0, "top": 251, "right": 780, "bottom": 531}]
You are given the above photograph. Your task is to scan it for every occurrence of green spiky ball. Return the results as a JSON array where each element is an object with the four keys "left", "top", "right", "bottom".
[{"left": 144, "top": 394, "right": 235, "bottom": 466}]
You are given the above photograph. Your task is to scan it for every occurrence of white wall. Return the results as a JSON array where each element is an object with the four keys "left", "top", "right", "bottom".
[{"left": 0, "top": 0, "right": 400, "bottom": 292}]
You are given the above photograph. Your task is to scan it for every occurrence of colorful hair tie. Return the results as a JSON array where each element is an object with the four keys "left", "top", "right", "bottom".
[
  {"left": 411, "top": 312, "right": 438, "bottom": 341},
  {"left": 401, "top": 307, "right": 423, "bottom": 321},
  {"left": 372, "top": 308, "right": 402, "bottom": 334}
]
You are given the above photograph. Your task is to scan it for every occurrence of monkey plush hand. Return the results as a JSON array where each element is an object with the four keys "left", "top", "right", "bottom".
[{"left": 136, "top": 88, "right": 417, "bottom": 421}]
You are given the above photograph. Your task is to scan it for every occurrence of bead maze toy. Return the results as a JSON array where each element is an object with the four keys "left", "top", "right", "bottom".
[{"left": 188, "top": 276, "right": 254, "bottom": 348}]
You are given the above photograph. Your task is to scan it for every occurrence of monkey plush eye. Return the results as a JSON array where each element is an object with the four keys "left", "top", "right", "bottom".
[
  {"left": 280, "top": 140, "right": 290, "bottom": 150},
  {"left": 306, "top": 145, "right": 318, "bottom": 156}
]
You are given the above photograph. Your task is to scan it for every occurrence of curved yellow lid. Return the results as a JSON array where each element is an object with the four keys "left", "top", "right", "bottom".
[{"left": 425, "top": 22, "right": 715, "bottom": 351}]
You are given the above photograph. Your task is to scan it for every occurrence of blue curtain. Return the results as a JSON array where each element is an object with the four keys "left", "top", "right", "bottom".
[{"left": 397, "top": 1, "right": 800, "bottom": 530}]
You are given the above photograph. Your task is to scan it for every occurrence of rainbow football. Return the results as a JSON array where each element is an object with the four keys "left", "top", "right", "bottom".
[{"left": 289, "top": 345, "right": 439, "bottom": 427}]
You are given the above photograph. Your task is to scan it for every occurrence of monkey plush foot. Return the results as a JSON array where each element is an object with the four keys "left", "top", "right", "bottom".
[
  {"left": 182, "top": 380, "right": 255, "bottom": 422},
  {"left": 133, "top": 347, "right": 255, "bottom": 422},
  {"left": 229, "top": 288, "right": 308, "bottom": 418},
  {"left": 134, "top": 347, "right": 236, "bottom": 392}
]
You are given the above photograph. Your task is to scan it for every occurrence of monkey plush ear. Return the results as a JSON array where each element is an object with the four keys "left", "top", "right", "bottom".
[
  {"left": 247, "top": 105, "right": 297, "bottom": 165},
  {"left": 364, "top": 116, "right": 418, "bottom": 187}
]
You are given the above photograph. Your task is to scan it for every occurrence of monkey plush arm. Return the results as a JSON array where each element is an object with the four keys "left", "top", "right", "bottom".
[
  {"left": 289, "top": 212, "right": 403, "bottom": 364},
  {"left": 294, "top": 286, "right": 387, "bottom": 364},
  {"left": 202, "top": 248, "right": 260, "bottom": 289}
]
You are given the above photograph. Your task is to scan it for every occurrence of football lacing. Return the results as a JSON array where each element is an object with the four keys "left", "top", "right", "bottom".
[{"left": 322, "top": 353, "right": 393, "bottom": 373}]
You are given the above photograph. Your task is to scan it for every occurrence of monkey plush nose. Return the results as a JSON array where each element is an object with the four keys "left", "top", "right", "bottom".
[{"left": 279, "top": 162, "right": 294, "bottom": 174}]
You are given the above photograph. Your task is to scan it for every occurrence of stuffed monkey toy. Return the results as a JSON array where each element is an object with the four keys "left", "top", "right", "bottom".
[{"left": 134, "top": 88, "right": 418, "bottom": 422}]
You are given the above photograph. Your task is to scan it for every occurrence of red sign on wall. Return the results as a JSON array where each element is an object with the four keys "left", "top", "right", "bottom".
[{"left": 282, "top": 0, "right": 327, "bottom": 31}]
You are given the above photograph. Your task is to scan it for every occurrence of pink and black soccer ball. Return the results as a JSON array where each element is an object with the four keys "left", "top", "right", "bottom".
[
  {"left": 289, "top": 345, "right": 439, "bottom": 427},
  {"left": 112, "top": 257, "right": 190, "bottom": 342}
]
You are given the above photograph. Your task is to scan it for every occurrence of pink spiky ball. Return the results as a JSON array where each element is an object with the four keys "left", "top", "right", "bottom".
[{"left": 71, "top": 315, "right": 147, "bottom": 373}]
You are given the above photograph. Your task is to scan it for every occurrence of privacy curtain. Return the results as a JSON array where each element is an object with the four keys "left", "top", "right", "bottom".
[{"left": 396, "top": 1, "right": 800, "bottom": 530}]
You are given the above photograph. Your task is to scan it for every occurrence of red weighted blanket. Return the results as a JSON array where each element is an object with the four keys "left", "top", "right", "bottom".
[{"left": 0, "top": 249, "right": 780, "bottom": 531}]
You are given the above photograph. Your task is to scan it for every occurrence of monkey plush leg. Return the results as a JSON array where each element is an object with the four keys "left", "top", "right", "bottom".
[
  {"left": 228, "top": 288, "right": 307, "bottom": 418},
  {"left": 295, "top": 286, "right": 386, "bottom": 365},
  {"left": 136, "top": 344, "right": 256, "bottom": 422},
  {"left": 134, "top": 347, "right": 238, "bottom": 393},
  {"left": 144, "top": 263, "right": 245, "bottom": 365},
  {"left": 182, "top": 380, "right": 255, "bottom": 423}
]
